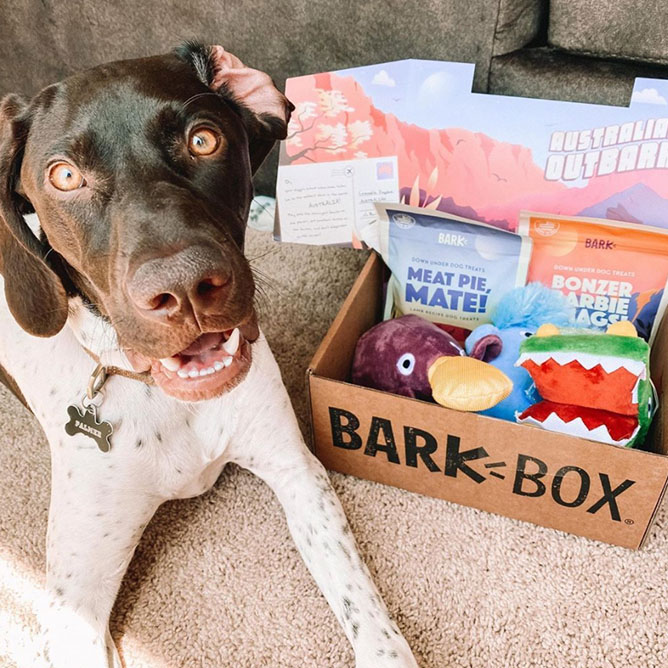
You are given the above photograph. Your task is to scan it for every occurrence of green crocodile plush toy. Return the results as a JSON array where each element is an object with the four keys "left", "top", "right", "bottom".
[{"left": 515, "top": 320, "right": 656, "bottom": 448}]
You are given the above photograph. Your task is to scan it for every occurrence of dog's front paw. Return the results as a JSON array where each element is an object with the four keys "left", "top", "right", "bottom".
[
  {"left": 40, "top": 604, "right": 119, "bottom": 668},
  {"left": 42, "top": 634, "right": 117, "bottom": 668},
  {"left": 106, "top": 628, "right": 124, "bottom": 668},
  {"left": 355, "top": 636, "right": 419, "bottom": 668},
  {"left": 42, "top": 631, "right": 119, "bottom": 668}
]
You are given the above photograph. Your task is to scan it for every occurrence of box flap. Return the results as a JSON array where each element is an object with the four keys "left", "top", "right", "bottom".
[
  {"left": 309, "top": 374, "right": 668, "bottom": 549},
  {"left": 309, "top": 252, "right": 385, "bottom": 380}
]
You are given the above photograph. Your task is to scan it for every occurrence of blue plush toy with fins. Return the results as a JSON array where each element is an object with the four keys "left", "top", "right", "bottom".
[{"left": 464, "top": 283, "right": 573, "bottom": 421}]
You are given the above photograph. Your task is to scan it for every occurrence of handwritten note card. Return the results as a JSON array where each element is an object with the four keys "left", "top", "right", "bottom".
[{"left": 276, "top": 156, "right": 399, "bottom": 245}]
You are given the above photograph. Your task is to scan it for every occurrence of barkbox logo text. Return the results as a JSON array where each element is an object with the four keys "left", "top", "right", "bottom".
[{"left": 328, "top": 407, "right": 636, "bottom": 522}]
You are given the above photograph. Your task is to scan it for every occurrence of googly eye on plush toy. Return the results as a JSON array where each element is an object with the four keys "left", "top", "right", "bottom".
[{"left": 396, "top": 352, "right": 416, "bottom": 376}]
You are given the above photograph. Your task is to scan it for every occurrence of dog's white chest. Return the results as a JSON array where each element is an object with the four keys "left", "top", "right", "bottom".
[{"left": 0, "top": 296, "right": 241, "bottom": 500}]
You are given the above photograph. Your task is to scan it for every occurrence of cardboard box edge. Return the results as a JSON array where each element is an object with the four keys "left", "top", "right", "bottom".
[
  {"left": 308, "top": 252, "right": 381, "bottom": 376},
  {"left": 306, "top": 367, "right": 316, "bottom": 455},
  {"left": 639, "top": 472, "right": 668, "bottom": 548}
]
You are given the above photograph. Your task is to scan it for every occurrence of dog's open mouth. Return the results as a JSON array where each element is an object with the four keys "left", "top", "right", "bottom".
[{"left": 126, "top": 321, "right": 259, "bottom": 402}]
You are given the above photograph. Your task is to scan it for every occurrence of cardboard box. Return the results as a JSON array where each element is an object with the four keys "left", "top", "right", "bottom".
[{"left": 307, "top": 252, "right": 668, "bottom": 549}]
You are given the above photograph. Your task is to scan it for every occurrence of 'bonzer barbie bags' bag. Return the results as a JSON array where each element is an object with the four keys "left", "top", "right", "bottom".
[{"left": 519, "top": 212, "right": 668, "bottom": 343}]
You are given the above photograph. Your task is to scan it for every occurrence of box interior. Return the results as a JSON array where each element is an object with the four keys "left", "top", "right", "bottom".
[{"left": 311, "top": 251, "right": 668, "bottom": 459}]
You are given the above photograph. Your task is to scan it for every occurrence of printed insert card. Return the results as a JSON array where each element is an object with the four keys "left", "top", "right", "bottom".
[{"left": 276, "top": 59, "right": 668, "bottom": 246}]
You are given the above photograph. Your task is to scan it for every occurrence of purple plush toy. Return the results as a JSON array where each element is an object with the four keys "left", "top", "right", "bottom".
[{"left": 351, "top": 315, "right": 512, "bottom": 411}]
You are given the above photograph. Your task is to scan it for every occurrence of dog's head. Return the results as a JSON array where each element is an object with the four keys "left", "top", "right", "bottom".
[{"left": 0, "top": 43, "right": 292, "bottom": 401}]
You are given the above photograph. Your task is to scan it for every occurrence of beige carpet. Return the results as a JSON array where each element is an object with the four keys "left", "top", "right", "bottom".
[{"left": 2, "top": 227, "right": 668, "bottom": 668}]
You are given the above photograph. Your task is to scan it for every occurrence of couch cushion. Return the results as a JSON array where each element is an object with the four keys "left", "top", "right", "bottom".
[
  {"left": 549, "top": 0, "right": 668, "bottom": 66},
  {"left": 493, "top": 0, "right": 546, "bottom": 57},
  {"left": 0, "top": 0, "right": 507, "bottom": 99},
  {"left": 489, "top": 47, "right": 668, "bottom": 106}
]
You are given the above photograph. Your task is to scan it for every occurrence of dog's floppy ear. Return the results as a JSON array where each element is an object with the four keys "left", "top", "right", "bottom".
[
  {"left": 176, "top": 42, "right": 294, "bottom": 173},
  {"left": 0, "top": 95, "right": 68, "bottom": 336}
]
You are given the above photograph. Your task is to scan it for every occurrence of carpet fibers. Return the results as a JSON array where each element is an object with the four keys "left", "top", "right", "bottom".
[{"left": 1, "top": 227, "right": 668, "bottom": 668}]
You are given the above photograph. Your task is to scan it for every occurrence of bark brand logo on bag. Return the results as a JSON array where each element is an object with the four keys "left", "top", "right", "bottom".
[
  {"left": 328, "top": 407, "right": 636, "bottom": 522},
  {"left": 437, "top": 232, "right": 467, "bottom": 247},
  {"left": 584, "top": 238, "right": 616, "bottom": 250}
]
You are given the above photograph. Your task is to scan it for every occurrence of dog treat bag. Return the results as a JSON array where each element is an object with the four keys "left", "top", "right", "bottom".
[
  {"left": 519, "top": 212, "right": 668, "bottom": 342},
  {"left": 375, "top": 203, "right": 532, "bottom": 331}
]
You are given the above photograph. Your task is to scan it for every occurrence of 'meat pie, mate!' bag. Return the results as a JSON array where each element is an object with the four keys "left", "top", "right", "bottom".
[{"left": 376, "top": 203, "right": 532, "bottom": 332}]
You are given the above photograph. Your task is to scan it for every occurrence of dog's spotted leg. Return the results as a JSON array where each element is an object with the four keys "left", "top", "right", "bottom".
[
  {"left": 40, "top": 440, "right": 160, "bottom": 668},
  {"left": 259, "top": 455, "right": 418, "bottom": 668},
  {"left": 229, "top": 340, "right": 419, "bottom": 667}
]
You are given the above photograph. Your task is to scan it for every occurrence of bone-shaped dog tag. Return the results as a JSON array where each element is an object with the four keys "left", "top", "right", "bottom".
[{"left": 65, "top": 403, "right": 113, "bottom": 452}]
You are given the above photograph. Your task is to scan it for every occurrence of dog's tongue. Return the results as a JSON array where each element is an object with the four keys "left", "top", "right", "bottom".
[{"left": 180, "top": 332, "right": 224, "bottom": 356}]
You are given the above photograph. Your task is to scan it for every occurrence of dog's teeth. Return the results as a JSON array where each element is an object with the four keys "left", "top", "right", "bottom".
[
  {"left": 204, "top": 367, "right": 216, "bottom": 376},
  {"left": 214, "top": 361, "right": 224, "bottom": 371},
  {"left": 224, "top": 356, "right": 233, "bottom": 367},
  {"left": 222, "top": 328, "right": 240, "bottom": 355},
  {"left": 177, "top": 369, "right": 189, "bottom": 379},
  {"left": 160, "top": 357, "right": 181, "bottom": 372},
  {"left": 188, "top": 369, "right": 199, "bottom": 378}
]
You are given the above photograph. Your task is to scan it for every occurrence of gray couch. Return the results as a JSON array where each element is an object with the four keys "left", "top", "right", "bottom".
[{"left": 2, "top": 0, "right": 667, "bottom": 195}]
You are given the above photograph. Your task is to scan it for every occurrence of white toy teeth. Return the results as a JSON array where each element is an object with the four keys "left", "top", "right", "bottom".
[{"left": 516, "top": 351, "right": 646, "bottom": 378}]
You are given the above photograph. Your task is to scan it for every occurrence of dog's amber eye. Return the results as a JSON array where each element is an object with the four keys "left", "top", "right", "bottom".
[
  {"left": 48, "top": 162, "right": 85, "bottom": 191},
  {"left": 188, "top": 127, "right": 220, "bottom": 156}
]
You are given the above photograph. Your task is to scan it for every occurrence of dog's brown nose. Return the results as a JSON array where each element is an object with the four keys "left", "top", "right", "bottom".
[{"left": 127, "top": 246, "right": 231, "bottom": 322}]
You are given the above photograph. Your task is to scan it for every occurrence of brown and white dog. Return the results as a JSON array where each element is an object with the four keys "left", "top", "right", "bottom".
[{"left": 0, "top": 43, "right": 419, "bottom": 667}]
